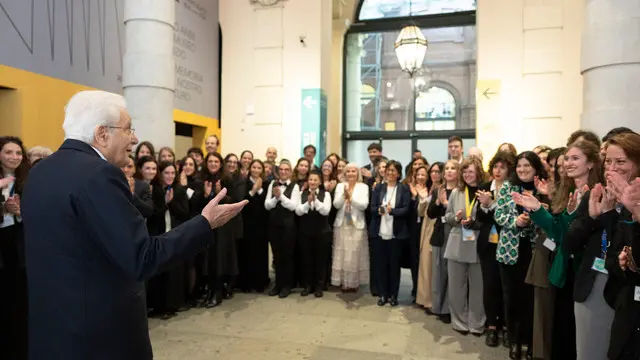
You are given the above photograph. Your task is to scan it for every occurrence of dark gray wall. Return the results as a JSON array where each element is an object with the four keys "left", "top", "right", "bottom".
[{"left": 0, "top": 0, "right": 219, "bottom": 118}]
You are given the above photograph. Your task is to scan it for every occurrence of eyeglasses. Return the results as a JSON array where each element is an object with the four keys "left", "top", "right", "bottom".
[{"left": 108, "top": 126, "right": 135, "bottom": 135}]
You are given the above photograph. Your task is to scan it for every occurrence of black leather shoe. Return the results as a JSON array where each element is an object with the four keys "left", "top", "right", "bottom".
[
  {"left": 425, "top": 308, "right": 435, "bottom": 315},
  {"left": 389, "top": 297, "right": 398, "bottom": 306},
  {"left": 377, "top": 297, "right": 388, "bottom": 306},
  {"left": 485, "top": 329, "right": 499, "bottom": 347},
  {"left": 278, "top": 288, "right": 291, "bottom": 298},
  {"left": 314, "top": 290, "right": 323, "bottom": 298},
  {"left": 438, "top": 314, "right": 451, "bottom": 324},
  {"left": 268, "top": 288, "right": 280, "bottom": 296},
  {"left": 509, "top": 344, "right": 522, "bottom": 360},
  {"left": 223, "top": 290, "right": 234, "bottom": 300},
  {"left": 525, "top": 345, "right": 533, "bottom": 360},
  {"left": 301, "top": 287, "right": 312, "bottom": 297}
]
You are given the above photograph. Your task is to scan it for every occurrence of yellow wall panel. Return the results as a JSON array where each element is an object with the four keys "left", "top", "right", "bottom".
[{"left": 0, "top": 64, "right": 219, "bottom": 152}]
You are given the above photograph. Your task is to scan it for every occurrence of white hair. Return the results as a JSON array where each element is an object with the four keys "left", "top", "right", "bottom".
[
  {"left": 344, "top": 162, "right": 363, "bottom": 183},
  {"left": 63, "top": 90, "right": 126, "bottom": 144}
]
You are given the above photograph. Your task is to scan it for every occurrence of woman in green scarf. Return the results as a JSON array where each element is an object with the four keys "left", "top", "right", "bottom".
[{"left": 512, "top": 140, "right": 602, "bottom": 360}]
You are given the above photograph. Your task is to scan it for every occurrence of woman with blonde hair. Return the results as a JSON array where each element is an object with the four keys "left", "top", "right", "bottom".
[{"left": 331, "top": 162, "right": 370, "bottom": 292}]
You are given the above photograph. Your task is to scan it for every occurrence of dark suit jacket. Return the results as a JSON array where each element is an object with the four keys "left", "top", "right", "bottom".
[
  {"left": 133, "top": 179, "right": 153, "bottom": 218},
  {"left": 475, "top": 181, "right": 502, "bottom": 257},
  {"left": 603, "top": 208, "right": 640, "bottom": 360},
  {"left": 564, "top": 191, "right": 618, "bottom": 305},
  {"left": 21, "top": 140, "right": 214, "bottom": 360},
  {"left": 369, "top": 183, "right": 411, "bottom": 239}
]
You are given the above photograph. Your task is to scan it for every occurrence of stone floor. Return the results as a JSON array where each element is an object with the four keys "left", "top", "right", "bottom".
[{"left": 149, "top": 271, "right": 509, "bottom": 360}]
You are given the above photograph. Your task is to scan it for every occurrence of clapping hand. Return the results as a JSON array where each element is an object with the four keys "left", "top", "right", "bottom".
[
  {"left": 461, "top": 217, "right": 473, "bottom": 227},
  {"left": 606, "top": 171, "right": 629, "bottom": 201},
  {"left": 0, "top": 176, "right": 15, "bottom": 190},
  {"left": 437, "top": 187, "right": 448, "bottom": 206},
  {"left": 179, "top": 170, "right": 188, "bottom": 186},
  {"left": 127, "top": 177, "right": 135, "bottom": 194},
  {"left": 204, "top": 181, "right": 213, "bottom": 198},
  {"left": 4, "top": 194, "right": 20, "bottom": 216},
  {"left": 252, "top": 177, "right": 263, "bottom": 193},
  {"left": 215, "top": 181, "right": 222, "bottom": 194},
  {"left": 516, "top": 212, "right": 531, "bottom": 227},
  {"left": 165, "top": 188, "right": 174, "bottom": 203},
  {"left": 534, "top": 176, "right": 549, "bottom": 195},
  {"left": 567, "top": 185, "right": 589, "bottom": 214},
  {"left": 620, "top": 178, "right": 640, "bottom": 220},
  {"left": 455, "top": 209, "right": 464, "bottom": 222},
  {"left": 589, "top": 183, "right": 616, "bottom": 218},
  {"left": 511, "top": 192, "right": 541, "bottom": 212},
  {"left": 201, "top": 188, "right": 248, "bottom": 229},
  {"left": 273, "top": 186, "right": 281, "bottom": 199},
  {"left": 476, "top": 190, "right": 492, "bottom": 207},
  {"left": 5, "top": 194, "right": 20, "bottom": 215}
]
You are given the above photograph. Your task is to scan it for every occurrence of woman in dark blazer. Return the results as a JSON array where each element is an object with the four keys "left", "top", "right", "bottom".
[
  {"left": 122, "top": 155, "right": 153, "bottom": 218},
  {"left": 146, "top": 160, "right": 190, "bottom": 319},
  {"left": 369, "top": 160, "right": 411, "bottom": 307},
  {"left": 0, "top": 137, "right": 30, "bottom": 360},
  {"left": 475, "top": 151, "right": 515, "bottom": 347},
  {"left": 178, "top": 155, "right": 207, "bottom": 306},
  {"left": 599, "top": 132, "right": 640, "bottom": 360},
  {"left": 239, "top": 159, "right": 270, "bottom": 293}
]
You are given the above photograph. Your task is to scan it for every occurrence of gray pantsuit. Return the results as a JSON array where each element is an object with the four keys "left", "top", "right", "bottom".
[
  {"left": 574, "top": 273, "right": 614, "bottom": 360},
  {"left": 443, "top": 189, "right": 486, "bottom": 334},
  {"left": 447, "top": 260, "right": 485, "bottom": 333},
  {"left": 431, "top": 245, "right": 449, "bottom": 314}
]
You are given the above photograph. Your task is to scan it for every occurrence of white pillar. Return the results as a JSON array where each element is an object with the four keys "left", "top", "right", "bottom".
[
  {"left": 581, "top": 0, "right": 640, "bottom": 136},
  {"left": 123, "top": 0, "right": 176, "bottom": 148}
]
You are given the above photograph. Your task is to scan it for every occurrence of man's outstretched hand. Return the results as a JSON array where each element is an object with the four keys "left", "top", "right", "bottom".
[{"left": 201, "top": 188, "right": 248, "bottom": 229}]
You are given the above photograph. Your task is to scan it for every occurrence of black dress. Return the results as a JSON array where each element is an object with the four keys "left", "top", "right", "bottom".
[
  {"left": 238, "top": 177, "right": 270, "bottom": 292},
  {"left": 146, "top": 183, "right": 190, "bottom": 315}
]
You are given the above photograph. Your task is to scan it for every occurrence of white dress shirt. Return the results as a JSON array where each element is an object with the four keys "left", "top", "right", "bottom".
[
  {"left": 264, "top": 179, "right": 300, "bottom": 211},
  {"left": 295, "top": 188, "right": 332, "bottom": 216}
]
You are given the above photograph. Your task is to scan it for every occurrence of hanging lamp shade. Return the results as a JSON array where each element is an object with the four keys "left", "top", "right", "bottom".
[{"left": 394, "top": 25, "right": 428, "bottom": 77}]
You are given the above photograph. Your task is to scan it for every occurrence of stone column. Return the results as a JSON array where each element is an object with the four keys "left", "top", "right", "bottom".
[
  {"left": 581, "top": 0, "right": 640, "bottom": 136},
  {"left": 345, "top": 34, "right": 363, "bottom": 132},
  {"left": 123, "top": 0, "right": 176, "bottom": 148}
]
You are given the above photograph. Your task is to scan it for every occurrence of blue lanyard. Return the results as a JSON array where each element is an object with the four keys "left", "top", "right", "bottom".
[{"left": 601, "top": 230, "right": 609, "bottom": 259}]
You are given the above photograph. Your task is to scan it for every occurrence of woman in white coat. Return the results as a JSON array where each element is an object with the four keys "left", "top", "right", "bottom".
[{"left": 331, "top": 162, "right": 370, "bottom": 292}]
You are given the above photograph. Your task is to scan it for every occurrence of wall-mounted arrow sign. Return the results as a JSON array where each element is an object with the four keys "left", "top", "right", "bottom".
[
  {"left": 303, "top": 95, "right": 317, "bottom": 109},
  {"left": 483, "top": 88, "right": 498, "bottom": 99}
]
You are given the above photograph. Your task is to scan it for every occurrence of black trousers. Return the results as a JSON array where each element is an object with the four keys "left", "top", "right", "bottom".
[
  {"left": 238, "top": 232, "right": 270, "bottom": 291},
  {"left": 369, "top": 234, "right": 379, "bottom": 295},
  {"left": 500, "top": 241, "right": 533, "bottom": 345},
  {"left": 0, "top": 225, "right": 28, "bottom": 360},
  {"left": 270, "top": 222, "right": 296, "bottom": 290},
  {"left": 551, "top": 264, "right": 577, "bottom": 359},
  {"left": 409, "top": 232, "right": 420, "bottom": 295},
  {"left": 479, "top": 244, "right": 505, "bottom": 329},
  {"left": 299, "top": 231, "right": 331, "bottom": 289},
  {"left": 374, "top": 237, "right": 404, "bottom": 298}
]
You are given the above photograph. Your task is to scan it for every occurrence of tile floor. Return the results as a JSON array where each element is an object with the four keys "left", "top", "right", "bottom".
[{"left": 149, "top": 270, "right": 509, "bottom": 360}]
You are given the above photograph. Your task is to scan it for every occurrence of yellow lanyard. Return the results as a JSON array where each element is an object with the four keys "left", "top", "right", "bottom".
[{"left": 464, "top": 186, "right": 476, "bottom": 218}]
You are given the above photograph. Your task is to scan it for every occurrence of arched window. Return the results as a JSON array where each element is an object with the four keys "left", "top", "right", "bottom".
[
  {"left": 358, "top": 0, "right": 476, "bottom": 21},
  {"left": 415, "top": 86, "right": 456, "bottom": 131}
]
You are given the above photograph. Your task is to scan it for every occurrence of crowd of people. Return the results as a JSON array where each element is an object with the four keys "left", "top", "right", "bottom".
[{"left": 2, "top": 124, "right": 640, "bottom": 360}]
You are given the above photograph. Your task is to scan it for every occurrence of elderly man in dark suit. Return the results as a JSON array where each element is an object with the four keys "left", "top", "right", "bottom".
[{"left": 21, "top": 90, "right": 247, "bottom": 360}]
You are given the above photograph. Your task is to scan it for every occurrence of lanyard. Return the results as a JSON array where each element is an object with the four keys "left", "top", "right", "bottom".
[
  {"left": 464, "top": 186, "right": 476, "bottom": 218},
  {"left": 601, "top": 230, "right": 609, "bottom": 259}
]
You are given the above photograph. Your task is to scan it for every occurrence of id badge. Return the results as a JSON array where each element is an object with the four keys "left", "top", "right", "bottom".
[
  {"left": 489, "top": 226, "right": 499, "bottom": 244},
  {"left": 345, "top": 211, "right": 353, "bottom": 226},
  {"left": 543, "top": 238, "right": 556, "bottom": 252},
  {"left": 591, "top": 257, "right": 608, "bottom": 274},
  {"left": 635, "top": 287, "right": 640, "bottom": 302},
  {"left": 462, "top": 226, "right": 475, "bottom": 242}
]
